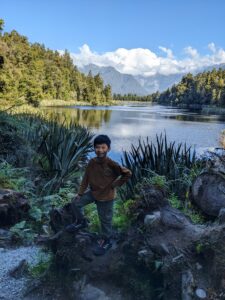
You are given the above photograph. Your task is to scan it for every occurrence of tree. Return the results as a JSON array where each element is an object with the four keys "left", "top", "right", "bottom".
[
  {"left": 0, "top": 19, "right": 4, "bottom": 35},
  {"left": 0, "top": 21, "right": 113, "bottom": 105},
  {"left": 103, "top": 84, "right": 112, "bottom": 101}
]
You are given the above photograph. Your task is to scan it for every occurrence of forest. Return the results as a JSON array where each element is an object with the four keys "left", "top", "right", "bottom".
[
  {"left": 114, "top": 69, "right": 225, "bottom": 107},
  {"left": 0, "top": 19, "right": 112, "bottom": 107},
  {"left": 155, "top": 69, "right": 225, "bottom": 107}
]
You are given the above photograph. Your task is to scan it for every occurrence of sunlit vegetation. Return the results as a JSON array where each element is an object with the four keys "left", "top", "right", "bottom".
[
  {"left": 0, "top": 19, "right": 112, "bottom": 107},
  {"left": 119, "top": 133, "right": 197, "bottom": 200},
  {"left": 114, "top": 69, "right": 225, "bottom": 108}
]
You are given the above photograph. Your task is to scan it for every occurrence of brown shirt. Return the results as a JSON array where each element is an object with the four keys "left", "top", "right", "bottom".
[{"left": 78, "top": 156, "right": 132, "bottom": 201}]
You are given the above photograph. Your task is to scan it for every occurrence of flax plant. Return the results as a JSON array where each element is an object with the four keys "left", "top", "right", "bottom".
[
  {"left": 120, "top": 133, "right": 196, "bottom": 200},
  {"left": 20, "top": 114, "right": 94, "bottom": 195}
]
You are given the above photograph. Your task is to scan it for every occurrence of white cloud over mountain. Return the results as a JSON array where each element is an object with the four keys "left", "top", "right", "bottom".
[{"left": 68, "top": 43, "right": 225, "bottom": 76}]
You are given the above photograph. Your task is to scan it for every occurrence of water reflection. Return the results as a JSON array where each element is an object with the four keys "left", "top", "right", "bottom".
[
  {"left": 43, "top": 107, "right": 112, "bottom": 129},
  {"left": 42, "top": 104, "right": 225, "bottom": 162}
]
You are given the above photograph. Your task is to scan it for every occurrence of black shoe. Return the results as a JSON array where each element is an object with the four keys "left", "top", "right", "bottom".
[
  {"left": 93, "top": 238, "right": 112, "bottom": 256},
  {"left": 65, "top": 219, "right": 88, "bottom": 233}
]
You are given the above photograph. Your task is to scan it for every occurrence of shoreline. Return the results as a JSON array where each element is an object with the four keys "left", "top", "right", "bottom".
[{"left": 1, "top": 100, "right": 225, "bottom": 116}]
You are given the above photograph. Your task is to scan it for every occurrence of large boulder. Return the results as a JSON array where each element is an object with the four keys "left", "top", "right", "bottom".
[
  {"left": 0, "top": 189, "right": 30, "bottom": 227},
  {"left": 192, "top": 150, "right": 225, "bottom": 217},
  {"left": 192, "top": 172, "right": 225, "bottom": 216}
]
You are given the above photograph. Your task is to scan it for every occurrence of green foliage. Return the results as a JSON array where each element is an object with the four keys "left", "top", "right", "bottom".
[
  {"left": 83, "top": 198, "right": 136, "bottom": 233},
  {"left": 10, "top": 221, "right": 36, "bottom": 244},
  {"left": 169, "top": 193, "right": 205, "bottom": 224},
  {"left": 29, "top": 206, "right": 43, "bottom": 222},
  {"left": 84, "top": 203, "right": 100, "bottom": 232},
  {"left": 0, "top": 160, "right": 34, "bottom": 195},
  {"left": 182, "top": 205, "right": 205, "bottom": 224},
  {"left": 155, "top": 69, "right": 225, "bottom": 107},
  {"left": 28, "top": 250, "right": 53, "bottom": 278},
  {"left": 113, "top": 199, "right": 136, "bottom": 230},
  {"left": 0, "top": 111, "right": 32, "bottom": 166},
  {"left": 220, "top": 129, "right": 225, "bottom": 148},
  {"left": 168, "top": 193, "right": 181, "bottom": 209},
  {"left": 113, "top": 92, "right": 156, "bottom": 102},
  {"left": 44, "top": 186, "right": 76, "bottom": 208},
  {"left": 196, "top": 242, "right": 204, "bottom": 254},
  {"left": 138, "top": 174, "right": 168, "bottom": 190},
  {"left": 114, "top": 68, "right": 225, "bottom": 108},
  {"left": 19, "top": 113, "right": 94, "bottom": 195},
  {"left": 120, "top": 133, "right": 196, "bottom": 200},
  {"left": 27, "top": 186, "right": 77, "bottom": 233},
  {"left": 154, "top": 260, "right": 163, "bottom": 270},
  {"left": 0, "top": 19, "right": 4, "bottom": 34},
  {"left": 0, "top": 20, "right": 112, "bottom": 106}
]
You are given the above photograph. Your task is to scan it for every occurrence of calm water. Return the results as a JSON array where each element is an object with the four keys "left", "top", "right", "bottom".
[{"left": 42, "top": 103, "right": 225, "bottom": 162}]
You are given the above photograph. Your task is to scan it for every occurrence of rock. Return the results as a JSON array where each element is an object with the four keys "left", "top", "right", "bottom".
[
  {"left": 144, "top": 211, "right": 161, "bottom": 227},
  {"left": 73, "top": 279, "right": 110, "bottom": 300},
  {"left": 138, "top": 249, "right": 154, "bottom": 261},
  {"left": 218, "top": 208, "right": 225, "bottom": 224},
  {"left": 139, "top": 185, "right": 168, "bottom": 211},
  {"left": 0, "top": 229, "right": 11, "bottom": 238},
  {"left": 0, "top": 229, "right": 12, "bottom": 247},
  {"left": 0, "top": 189, "right": 30, "bottom": 226},
  {"left": 150, "top": 243, "right": 170, "bottom": 256},
  {"left": 80, "top": 284, "right": 110, "bottom": 300},
  {"left": 182, "top": 270, "right": 194, "bottom": 300},
  {"left": 202, "top": 150, "right": 225, "bottom": 174},
  {"left": 195, "top": 288, "right": 207, "bottom": 299},
  {"left": 138, "top": 249, "right": 148, "bottom": 257},
  {"left": 8, "top": 259, "right": 28, "bottom": 278},
  {"left": 161, "top": 207, "right": 187, "bottom": 229},
  {"left": 44, "top": 186, "right": 225, "bottom": 300},
  {"left": 192, "top": 172, "right": 225, "bottom": 216},
  {"left": 195, "top": 262, "right": 203, "bottom": 270}
]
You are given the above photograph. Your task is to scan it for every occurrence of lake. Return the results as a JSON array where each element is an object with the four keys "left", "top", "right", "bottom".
[{"left": 42, "top": 103, "right": 225, "bottom": 162}]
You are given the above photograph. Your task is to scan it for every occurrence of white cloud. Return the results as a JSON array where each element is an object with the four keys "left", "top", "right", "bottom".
[
  {"left": 159, "top": 46, "right": 174, "bottom": 59},
  {"left": 184, "top": 46, "right": 199, "bottom": 58},
  {"left": 208, "top": 42, "right": 216, "bottom": 53},
  {"left": 66, "top": 43, "right": 225, "bottom": 76}
]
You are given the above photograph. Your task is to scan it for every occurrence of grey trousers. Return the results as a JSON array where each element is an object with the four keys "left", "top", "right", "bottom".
[{"left": 71, "top": 190, "right": 114, "bottom": 239}]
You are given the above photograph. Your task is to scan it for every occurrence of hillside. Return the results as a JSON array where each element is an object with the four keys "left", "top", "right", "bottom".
[
  {"left": 0, "top": 21, "right": 112, "bottom": 106},
  {"left": 154, "top": 68, "right": 225, "bottom": 107},
  {"left": 79, "top": 63, "right": 148, "bottom": 95},
  {"left": 79, "top": 63, "right": 225, "bottom": 97}
]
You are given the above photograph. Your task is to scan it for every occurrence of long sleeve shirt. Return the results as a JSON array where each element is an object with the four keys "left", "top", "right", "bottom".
[{"left": 78, "top": 156, "right": 132, "bottom": 201}]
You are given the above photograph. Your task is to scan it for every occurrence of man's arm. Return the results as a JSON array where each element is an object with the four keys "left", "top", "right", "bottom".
[{"left": 110, "top": 161, "right": 132, "bottom": 188}]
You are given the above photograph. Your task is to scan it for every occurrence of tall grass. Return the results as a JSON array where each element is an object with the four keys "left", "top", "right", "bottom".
[
  {"left": 19, "top": 114, "right": 94, "bottom": 195},
  {"left": 119, "top": 133, "right": 197, "bottom": 200}
]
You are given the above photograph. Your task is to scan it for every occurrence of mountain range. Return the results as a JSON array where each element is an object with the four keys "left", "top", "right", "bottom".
[{"left": 79, "top": 63, "right": 225, "bottom": 96}]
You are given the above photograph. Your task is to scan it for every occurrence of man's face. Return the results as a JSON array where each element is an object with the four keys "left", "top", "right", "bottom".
[{"left": 94, "top": 143, "right": 110, "bottom": 158}]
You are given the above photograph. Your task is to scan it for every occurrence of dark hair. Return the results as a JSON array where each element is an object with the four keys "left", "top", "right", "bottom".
[{"left": 94, "top": 134, "right": 111, "bottom": 148}]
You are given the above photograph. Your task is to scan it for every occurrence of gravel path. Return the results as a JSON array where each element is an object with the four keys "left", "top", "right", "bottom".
[
  {"left": 0, "top": 245, "right": 131, "bottom": 300},
  {"left": 0, "top": 246, "right": 40, "bottom": 300}
]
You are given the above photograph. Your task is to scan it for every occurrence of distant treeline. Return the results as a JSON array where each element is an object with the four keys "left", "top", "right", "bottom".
[
  {"left": 114, "top": 68, "right": 225, "bottom": 107},
  {"left": 156, "top": 69, "right": 225, "bottom": 107},
  {"left": 113, "top": 93, "right": 159, "bottom": 102},
  {"left": 0, "top": 19, "right": 112, "bottom": 106}
]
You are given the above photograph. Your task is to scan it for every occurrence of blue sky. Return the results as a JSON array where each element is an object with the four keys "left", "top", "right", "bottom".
[{"left": 1, "top": 0, "right": 225, "bottom": 75}]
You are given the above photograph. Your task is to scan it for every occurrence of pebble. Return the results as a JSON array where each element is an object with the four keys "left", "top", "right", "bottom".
[{"left": 195, "top": 288, "right": 207, "bottom": 299}]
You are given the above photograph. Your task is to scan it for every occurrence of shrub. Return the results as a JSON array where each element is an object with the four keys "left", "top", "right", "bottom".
[{"left": 119, "top": 133, "right": 196, "bottom": 200}]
